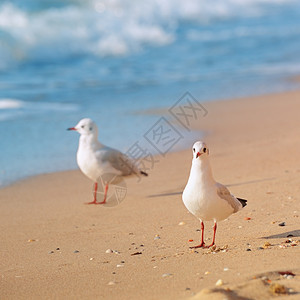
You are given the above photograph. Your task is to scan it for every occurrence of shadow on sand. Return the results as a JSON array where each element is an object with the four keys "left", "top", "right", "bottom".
[
  {"left": 147, "top": 177, "right": 276, "bottom": 198},
  {"left": 262, "top": 230, "right": 300, "bottom": 239}
]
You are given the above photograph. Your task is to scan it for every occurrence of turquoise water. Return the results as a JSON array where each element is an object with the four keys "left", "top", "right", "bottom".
[{"left": 1, "top": 0, "right": 300, "bottom": 186}]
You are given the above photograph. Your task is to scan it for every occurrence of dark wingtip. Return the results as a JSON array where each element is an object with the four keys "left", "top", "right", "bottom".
[
  {"left": 237, "top": 197, "right": 247, "bottom": 207},
  {"left": 140, "top": 171, "right": 148, "bottom": 176}
]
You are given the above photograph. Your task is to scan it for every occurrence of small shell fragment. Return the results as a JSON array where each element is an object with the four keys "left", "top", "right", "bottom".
[
  {"left": 178, "top": 221, "right": 185, "bottom": 226},
  {"left": 215, "top": 279, "right": 223, "bottom": 286},
  {"left": 106, "top": 249, "right": 113, "bottom": 254}
]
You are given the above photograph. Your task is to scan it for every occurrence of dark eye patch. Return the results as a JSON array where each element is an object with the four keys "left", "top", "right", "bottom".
[
  {"left": 203, "top": 147, "right": 206, "bottom": 153},
  {"left": 193, "top": 148, "right": 195, "bottom": 152},
  {"left": 81, "top": 125, "right": 85, "bottom": 128}
]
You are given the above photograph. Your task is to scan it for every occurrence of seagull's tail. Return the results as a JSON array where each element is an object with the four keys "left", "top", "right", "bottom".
[
  {"left": 237, "top": 197, "right": 247, "bottom": 207},
  {"left": 140, "top": 171, "right": 148, "bottom": 176}
]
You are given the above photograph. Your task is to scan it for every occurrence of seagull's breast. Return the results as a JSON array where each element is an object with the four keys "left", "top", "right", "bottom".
[
  {"left": 77, "top": 146, "right": 103, "bottom": 182},
  {"left": 183, "top": 181, "right": 213, "bottom": 219},
  {"left": 182, "top": 179, "right": 234, "bottom": 221}
]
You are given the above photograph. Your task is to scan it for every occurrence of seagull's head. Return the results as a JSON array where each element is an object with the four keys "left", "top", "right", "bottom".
[
  {"left": 68, "top": 118, "right": 98, "bottom": 136},
  {"left": 192, "top": 141, "right": 209, "bottom": 160}
]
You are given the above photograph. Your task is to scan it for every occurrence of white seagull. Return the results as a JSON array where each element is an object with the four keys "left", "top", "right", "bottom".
[
  {"left": 68, "top": 118, "right": 148, "bottom": 204},
  {"left": 182, "top": 141, "right": 247, "bottom": 248}
]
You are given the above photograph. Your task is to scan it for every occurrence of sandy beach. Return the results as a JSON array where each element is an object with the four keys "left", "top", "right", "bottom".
[{"left": 1, "top": 91, "right": 300, "bottom": 299}]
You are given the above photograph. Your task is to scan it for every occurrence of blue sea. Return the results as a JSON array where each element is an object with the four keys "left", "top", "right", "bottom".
[{"left": 1, "top": 0, "right": 300, "bottom": 187}]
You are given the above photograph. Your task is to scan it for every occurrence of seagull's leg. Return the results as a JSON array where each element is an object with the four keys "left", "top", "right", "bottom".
[
  {"left": 98, "top": 183, "right": 108, "bottom": 204},
  {"left": 190, "top": 220, "right": 205, "bottom": 248},
  {"left": 207, "top": 221, "right": 217, "bottom": 248},
  {"left": 85, "top": 182, "right": 99, "bottom": 204},
  {"left": 94, "top": 182, "right": 98, "bottom": 202}
]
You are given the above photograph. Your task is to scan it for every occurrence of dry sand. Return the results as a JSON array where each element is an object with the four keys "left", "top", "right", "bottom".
[{"left": 0, "top": 91, "right": 300, "bottom": 299}]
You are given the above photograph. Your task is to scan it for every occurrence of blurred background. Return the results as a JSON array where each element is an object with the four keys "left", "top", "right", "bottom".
[{"left": 1, "top": 0, "right": 300, "bottom": 186}]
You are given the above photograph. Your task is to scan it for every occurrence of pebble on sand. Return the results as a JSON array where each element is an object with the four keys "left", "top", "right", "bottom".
[
  {"left": 108, "top": 281, "right": 116, "bottom": 286},
  {"left": 262, "top": 242, "right": 271, "bottom": 249},
  {"left": 178, "top": 221, "right": 185, "bottom": 226}
]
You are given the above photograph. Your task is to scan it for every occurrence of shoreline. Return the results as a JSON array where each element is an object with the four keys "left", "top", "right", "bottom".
[
  {"left": 1, "top": 90, "right": 300, "bottom": 299},
  {"left": 2, "top": 88, "right": 299, "bottom": 190}
]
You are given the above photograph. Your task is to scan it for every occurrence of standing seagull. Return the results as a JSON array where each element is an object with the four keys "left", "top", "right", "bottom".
[
  {"left": 182, "top": 141, "right": 247, "bottom": 248},
  {"left": 68, "top": 118, "right": 148, "bottom": 204}
]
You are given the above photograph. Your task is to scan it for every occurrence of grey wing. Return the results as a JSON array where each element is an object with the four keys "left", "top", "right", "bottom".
[
  {"left": 216, "top": 183, "right": 242, "bottom": 213},
  {"left": 100, "top": 147, "right": 139, "bottom": 176}
]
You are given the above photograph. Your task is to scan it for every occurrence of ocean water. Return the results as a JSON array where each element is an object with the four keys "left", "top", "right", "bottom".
[{"left": 1, "top": 0, "right": 300, "bottom": 186}]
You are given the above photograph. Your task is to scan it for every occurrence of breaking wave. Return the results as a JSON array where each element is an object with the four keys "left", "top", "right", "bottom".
[{"left": 0, "top": 0, "right": 296, "bottom": 69}]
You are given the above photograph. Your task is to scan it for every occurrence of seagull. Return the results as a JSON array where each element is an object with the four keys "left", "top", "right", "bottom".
[
  {"left": 68, "top": 118, "right": 148, "bottom": 204},
  {"left": 182, "top": 141, "right": 247, "bottom": 248}
]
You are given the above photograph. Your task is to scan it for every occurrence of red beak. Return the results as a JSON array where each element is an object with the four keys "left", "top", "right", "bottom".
[
  {"left": 196, "top": 152, "right": 201, "bottom": 158},
  {"left": 67, "top": 127, "right": 76, "bottom": 131}
]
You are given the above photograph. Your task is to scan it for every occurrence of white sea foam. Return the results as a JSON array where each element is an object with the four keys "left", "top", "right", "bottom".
[
  {"left": 0, "top": 99, "right": 24, "bottom": 109},
  {"left": 0, "top": 98, "right": 78, "bottom": 121},
  {"left": 187, "top": 24, "right": 300, "bottom": 42},
  {"left": 0, "top": 0, "right": 296, "bottom": 68}
]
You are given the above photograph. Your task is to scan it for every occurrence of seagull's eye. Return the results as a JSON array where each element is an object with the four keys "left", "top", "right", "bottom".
[
  {"left": 203, "top": 147, "right": 206, "bottom": 153},
  {"left": 89, "top": 127, "right": 92, "bottom": 131},
  {"left": 193, "top": 148, "right": 195, "bottom": 152},
  {"left": 81, "top": 125, "right": 85, "bottom": 129}
]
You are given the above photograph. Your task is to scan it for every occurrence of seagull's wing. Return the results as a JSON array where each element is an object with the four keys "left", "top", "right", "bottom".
[
  {"left": 216, "top": 183, "right": 242, "bottom": 212},
  {"left": 98, "top": 147, "right": 140, "bottom": 176}
]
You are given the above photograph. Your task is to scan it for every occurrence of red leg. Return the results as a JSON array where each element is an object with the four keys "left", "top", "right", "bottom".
[
  {"left": 85, "top": 182, "right": 99, "bottom": 204},
  {"left": 207, "top": 221, "right": 217, "bottom": 248},
  {"left": 98, "top": 183, "right": 108, "bottom": 204},
  {"left": 190, "top": 221, "right": 205, "bottom": 248}
]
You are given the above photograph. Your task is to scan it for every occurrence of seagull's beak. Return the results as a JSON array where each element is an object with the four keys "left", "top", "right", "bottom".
[
  {"left": 196, "top": 152, "right": 201, "bottom": 158},
  {"left": 67, "top": 127, "right": 77, "bottom": 131}
]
